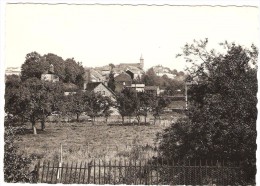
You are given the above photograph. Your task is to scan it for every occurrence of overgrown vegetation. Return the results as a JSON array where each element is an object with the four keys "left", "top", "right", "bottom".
[
  {"left": 157, "top": 40, "right": 257, "bottom": 184},
  {"left": 4, "top": 118, "right": 39, "bottom": 182}
]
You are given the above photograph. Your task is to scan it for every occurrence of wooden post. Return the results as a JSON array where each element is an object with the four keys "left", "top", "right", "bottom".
[
  {"left": 78, "top": 162, "right": 82, "bottom": 184},
  {"left": 41, "top": 161, "right": 45, "bottom": 183},
  {"left": 46, "top": 161, "right": 50, "bottom": 183},
  {"left": 64, "top": 162, "right": 69, "bottom": 183},
  {"left": 82, "top": 162, "right": 87, "bottom": 184},
  {"left": 69, "top": 162, "right": 73, "bottom": 184},
  {"left": 74, "top": 162, "right": 78, "bottom": 183},
  {"left": 57, "top": 143, "right": 63, "bottom": 181}
]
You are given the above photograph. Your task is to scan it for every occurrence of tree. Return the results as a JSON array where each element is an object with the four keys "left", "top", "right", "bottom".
[
  {"left": 158, "top": 40, "right": 257, "bottom": 183},
  {"left": 83, "top": 91, "right": 113, "bottom": 125},
  {"left": 5, "top": 77, "right": 61, "bottom": 134},
  {"left": 116, "top": 88, "right": 137, "bottom": 124},
  {"left": 64, "top": 58, "right": 85, "bottom": 87},
  {"left": 151, "top": 96, "right": 169, "bottom": 124},
  {"left": 101, "top": 96, "right": 114, "bottom": 124},
  {"left": 44, "top": 53, "right": 66, "bottom": 80},
  {"left": 138, "top": 92, "right": 154, "bottom": 124},
  {"left": 65, "top": 91, "right": 85, "bottom": 122},
  {"left": 21, "top": 52, "right": 49, "bottom": 81},
  {"left": 141, "top": 68, "right": 158, "bottom": 86}
]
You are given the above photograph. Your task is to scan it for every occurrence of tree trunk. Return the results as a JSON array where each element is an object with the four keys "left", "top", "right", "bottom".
[
  {"left": 41, "top": 120, "right": 45, "bottom": 131},
  {"left": 144, "top": 116, "right": 147, "bottom": 124},
  {"left": 32, "top": 121, "right": 37, "bottom": 135},
  {"left": 153, "top": 116, "right": 156, "bottom": 125},
  {"left": 77, "top": 113, "right": 79, "bottom": 122},
  {"left": 92, "top": 116, "right": 95, "bottom": 125},
  {"left": 136, "top": 116, "right": 140, "bottom": 125},
  {"left": 122, "top": 116, "right": 124, "bottom": 125}
]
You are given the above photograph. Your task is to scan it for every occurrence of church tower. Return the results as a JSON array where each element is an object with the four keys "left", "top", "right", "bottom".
[{"left": 140, "top": 54, "right": 144, "bottom": 69}]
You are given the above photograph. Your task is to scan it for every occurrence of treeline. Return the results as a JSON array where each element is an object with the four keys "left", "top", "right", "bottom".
[
  {"left": 135, "top": 68, "right": 186, "bottom": 95},
  {"left": 5, "top": 73, "right": 170, "bottom": 135},
  {"left": 5, "top": 51, "right": 171, "bottom": 135},
  {"left": 21, "top": 52, "right": 85, "bottom": 88}
]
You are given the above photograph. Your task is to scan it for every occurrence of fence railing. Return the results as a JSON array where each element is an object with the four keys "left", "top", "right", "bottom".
[{"left": 33, "top": 159, "right": 245, "bottom": 185}]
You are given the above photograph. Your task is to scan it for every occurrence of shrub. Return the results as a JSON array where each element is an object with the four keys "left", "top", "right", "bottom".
[{"left": 4, "top": 119, "right": 38, "bottom": 183}]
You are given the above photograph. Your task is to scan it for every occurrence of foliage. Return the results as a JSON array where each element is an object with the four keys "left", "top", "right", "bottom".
[
  {"left": 64, "top": 91, "right": 85, "bottom": 122},
  {"left": 4, "top": 118, "right": 38, "bottom": 183},
  {"left": 83, "top": 91, "right": 113, "bottom": 124},
  {"left": 44, "top": 53, "right": 66, "bottom": 80},
  {"left": 157, "top": 40, "right": 257, "bottom": 183},
  {"left": 116, "top": 88, "right": 138, "bottom": 124},
  {"left": 21, "top": 52, "right": 49, "bottom": 81},
  {"left": 5, "top": 77, "right": 64, "bottom": 134},
  {"left": 21, "top": 52, "right": 85, "bottom": 88},
  {"left": 151, "top": 96, "right": 170, "bottom": 124},
  {"left": 141, "top": 67, "right": 186, "bottom": 95},
  {"left": 64, "top": 58, "right": 85, "bottom": 88}
]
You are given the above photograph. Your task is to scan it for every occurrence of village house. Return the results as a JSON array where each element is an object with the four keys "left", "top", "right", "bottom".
[
  {"left": 114, "top": 72, "right": 132, "bottom": 93},
  {"left": 128, "top": 83, "right": 145, "bottom": 92},
  {"left": 85, "top": 82, "right": 116, "bottom": 102},
  {"left": 152, "top": 65, "right": 176, "bottom": 79},
  {"left": 85, "top": 56, "right": 145, "bottom": 87},
  {"left": 41, "top": 64, "right": 59, "bottom": 82}
]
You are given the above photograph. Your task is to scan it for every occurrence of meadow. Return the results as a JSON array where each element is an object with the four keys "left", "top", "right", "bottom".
[{"left": 16, "top": 112, "right": 183, "bottom": 164}]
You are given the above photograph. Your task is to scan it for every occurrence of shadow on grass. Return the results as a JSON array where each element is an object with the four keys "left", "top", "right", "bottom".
[
  {"left": 16, "top": 128, "right": 51, "bottom": 135},
  {"left": 108, "top": 122, "right": 151, "bottom": 126}
]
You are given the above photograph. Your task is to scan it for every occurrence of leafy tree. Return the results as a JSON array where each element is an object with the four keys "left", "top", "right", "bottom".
[
  {"left": 151, "top": 96, "right": 169, "bottom": 124},
  {"left": 141, "top": 68, "right": 158, "bottom": 86},
  {"left": 116, "top": 88, "right": 138, "bottom": 124},
  {"left": 101, "top": 96, "right": 114, "bottom": 124},
  {"left": 44, "top": 53, "right": 66, "bottom": 80},
  {"left": 5, "top": 77, "right": 62, "bottom": 134},
  {"left": 158, "top": 40, "right": 257, "bottom": 183},
  {"left": 138, "top": 92, "right": 154, "bottom": 124},
  {"left": 65, "top": 91, "right": 85, "bottom": 122},
  {"left": 83, "top": 91, "right": 113, "bottom": 125},
  {"left": 64, "top": 58, "right": 85, "bottom": 87},
  {"left": 21, "top": 52, "right": 49, "bottom": 81}
]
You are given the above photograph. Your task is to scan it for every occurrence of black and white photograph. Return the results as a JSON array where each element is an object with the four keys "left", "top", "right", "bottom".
[{"left": 1, "top": 0, "right": 259, "bottom": 185}]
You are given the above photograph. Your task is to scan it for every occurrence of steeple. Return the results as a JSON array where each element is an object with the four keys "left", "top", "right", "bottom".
[{"left": 140, "top": 54, "right": 144, "bottom": 69}]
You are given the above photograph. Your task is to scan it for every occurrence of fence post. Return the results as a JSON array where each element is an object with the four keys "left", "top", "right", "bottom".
[
  {"left": 57, "top": 143, "right": 63, "bottom": 182},
  {"left": 87, "top": 160, "right": 92, "bottom": 184},
  {"left": 78, "top": 162, "right": 83, "bottom": 184},
  {"left": 82, "top": 162, "right": 87, "bottom": 184},
  {"left": 46, "top": 161, "right": 50, "bottom": 183}
]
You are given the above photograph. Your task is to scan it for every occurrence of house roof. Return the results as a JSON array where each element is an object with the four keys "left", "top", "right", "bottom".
[
  {"left": 86, "top": 82, "right": 102, "bottom": 91},
  {"left": 86, "top": 82, "right": 117, "bottom": 97},
  {"left": 144, "top": 86, "right": 159, "bottom": 91},
  {"left": 114, "top": 72, "right": 132, "bottom": 82},
  {"left": 118, "top": 63, "right": 142, "bottom": 69}
]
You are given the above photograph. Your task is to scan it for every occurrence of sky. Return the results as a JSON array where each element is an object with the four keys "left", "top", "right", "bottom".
[{"left": 4, "top": 3, "right": 259, "bottom": 71}]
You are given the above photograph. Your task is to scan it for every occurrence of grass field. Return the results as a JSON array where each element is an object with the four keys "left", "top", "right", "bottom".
[{"left": 15, "top": 112, "right": 184, "bottom": 164}]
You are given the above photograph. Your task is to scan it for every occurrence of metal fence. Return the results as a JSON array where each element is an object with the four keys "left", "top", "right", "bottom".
[{"left": 33, "top": 159, "right": 245, "bottom": 185}]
